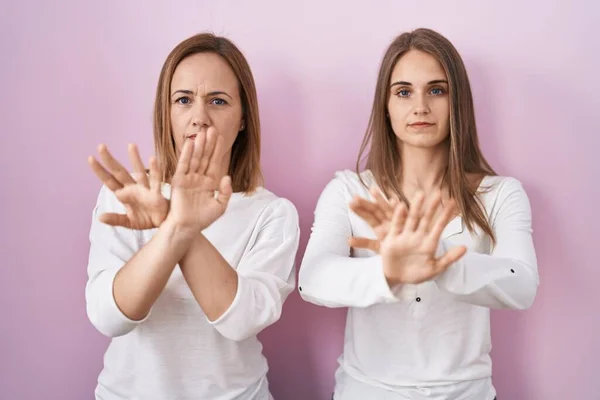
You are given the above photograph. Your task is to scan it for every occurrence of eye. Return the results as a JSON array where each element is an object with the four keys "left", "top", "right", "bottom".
[
  {"left": 175, "top": 96, "right": 191, "bottom": 105},
  {"left": 396, "top": 89, "right": 411, "bottom": 97},
  {"left": 210, "top": 98, "right": 228, "bottom": 106},
  {"left": 430, "top": 87, "right": 445, "bottom": 95}
]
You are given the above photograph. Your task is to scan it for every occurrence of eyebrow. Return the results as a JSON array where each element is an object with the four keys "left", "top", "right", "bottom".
[
  {"left": 390, "top": 79, "right": 448, "bottom": 88},
  {"left": 170, "top": 89, "right": 233, "bottom": 100}
]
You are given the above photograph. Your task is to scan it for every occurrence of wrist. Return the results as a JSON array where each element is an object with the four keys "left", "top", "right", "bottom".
[
  {"left": 161, "top": 216, "right": 199, "bottom": 244},
  {"left": 382, "top": 257, "right": 402, "bottom": 287}
]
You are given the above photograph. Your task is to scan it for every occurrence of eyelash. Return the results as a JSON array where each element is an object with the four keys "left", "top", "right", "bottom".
[
  {"left": 173, "top": 97, "right": 229, "bottom": 106},
  {"left": 396, "top": 87, "right": 446, "bottom": 97}
]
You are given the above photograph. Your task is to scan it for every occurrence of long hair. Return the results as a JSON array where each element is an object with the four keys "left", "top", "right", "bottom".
[
  {"left": 357, "top": 28, "right": 496, "bottom": 243},
  {"left": 153, "top": 33, "right": 262, "bottom": 193}
]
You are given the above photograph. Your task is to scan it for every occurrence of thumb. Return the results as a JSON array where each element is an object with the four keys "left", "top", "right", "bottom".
[
  {"left": 434, "top": 245, "right": 467, "bottom": 271},
  {"left": 348, "top": 237, "right": 380, "bottom": 253}
]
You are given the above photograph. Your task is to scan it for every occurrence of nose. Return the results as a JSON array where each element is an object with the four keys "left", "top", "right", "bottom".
[
  {"left": 412, "top": 92, "right": 430, "bottom": 115},
  {"left": 191, "top": 102, "right": 210, "bottom": 128}
]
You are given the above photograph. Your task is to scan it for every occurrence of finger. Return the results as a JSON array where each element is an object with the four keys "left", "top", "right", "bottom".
[
  {"left": 98, "top": 213, "right": 132, "bottom": 228},
  {"left": 128, "top": 144, "right": 149, "bottom": 188},
  {"left": 176, "top": 135, "right": 195, "bottom": 175},
  {"left": 394, "top": 202, "right": 408, "bottom": 234},
  {"left": 417, "top": 191, "right": 442, "bottom": 233},
  {"left": 348, "top": 237, "right": 380, "bottom": 253},
  {"left": 388, "top": 196, "right": 400, "bottom": 219},
  {"left": 205, "top": 133, "right": 225, "bottom": 178},
  {"left": 370, "top": 188, "right": 392, "bottom": 222},
  {"left": 429, "top": 199, "right": 458, "bottom": 240},
  {"left": 351, "top": 195, "right": 386, "bottom": 223},
  {"left": 405, "top": 191, "right": 425, "bottom": 232},
  {"left": 148, "top": 156, "right": 161, "bottom": 193},
  {"left": 187, "top": 131, "right": 207, "bottom": 173},
  {"left": 88, "top": 156, "right": 123, "bottom": 191},
  {"left": 390, "top": 202, "right": 408, "bottom": 235},
  {"left": 349, "top": 197, "right": 381, "bottom": 228},
  {"left": 98, "top": 144, "right": 136, "bottom": 186},
  {"left": 434, "top": 245, "right": 467, "bottom": 271},
  {"left": 197, "top": 128, "right": 217, "bottom": 174},
  {"left": 216, "top": 175, "right": 233, "bottom": 206}
]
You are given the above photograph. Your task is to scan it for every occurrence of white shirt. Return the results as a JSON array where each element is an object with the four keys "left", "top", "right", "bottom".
[
  {"left": 85, "top": 184, "right": 300, "bottom": 400},
  {"left": 298, "top": 170, "right": 539, "bottom": 400}
]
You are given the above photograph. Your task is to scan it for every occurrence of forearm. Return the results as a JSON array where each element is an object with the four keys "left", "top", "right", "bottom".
[
  {"left": 113, "top": 219, "right": 194, "bottom": 320},
  {"left": 179, "top": 233, "right": 238, "bottom": 321},
  {"left": 435, "top": 240, "right": 539, "bottom": 309}
]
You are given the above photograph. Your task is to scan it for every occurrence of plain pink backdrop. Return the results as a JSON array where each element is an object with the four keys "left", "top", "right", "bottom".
[{"left": 1, "top": 1, "right": 598, "bottom": 399}]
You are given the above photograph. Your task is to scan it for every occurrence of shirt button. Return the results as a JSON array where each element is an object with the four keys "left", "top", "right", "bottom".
[{"left": 416, "top": 297, "right": 421, "bottom": 302}]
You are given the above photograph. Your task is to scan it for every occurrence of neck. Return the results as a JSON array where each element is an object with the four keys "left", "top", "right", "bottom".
[{"left": 398, "top": 141, "right": 449, "bottom": 194}]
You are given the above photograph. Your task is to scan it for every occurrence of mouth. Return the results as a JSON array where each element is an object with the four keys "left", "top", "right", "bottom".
[
  {"left": 186, "top": 134, "right": 198, "bottom": 140},
  {"left": 409, "top": 122, "right": 435, "bottom": 128}
]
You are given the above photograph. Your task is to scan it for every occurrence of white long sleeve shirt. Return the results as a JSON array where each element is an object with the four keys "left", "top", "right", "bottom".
[
  {"left": 299, "top": 170, "right": 539, "bottom": 400},
  {"left": 85, "top": 184, "right": 300, "bottom": 400}
]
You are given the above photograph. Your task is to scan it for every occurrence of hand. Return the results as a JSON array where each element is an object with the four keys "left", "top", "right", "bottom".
[
  {"left": 348, "top": 188, "right": 399, "bottom": 253},
  {"left": 380, "top": 192, "right": 467, "bottom": 286},
  {"left": 88, "top": 143, "right": 168, "bottom": 230},
  {"left": 167, "top": 127, "right": 232, "bottom": 234}
]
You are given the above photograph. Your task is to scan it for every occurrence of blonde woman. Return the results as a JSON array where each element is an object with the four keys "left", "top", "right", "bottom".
[{"left": 85, "top": 33, "right": 299, "bottom": 400}]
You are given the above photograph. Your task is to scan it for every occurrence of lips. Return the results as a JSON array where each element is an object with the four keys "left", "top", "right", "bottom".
[
  {"left": 409, "top": 122, "right": 434, "bottom": 127},
  {"left": 187, "top": 134, "right": 197, "bottom": 140}
]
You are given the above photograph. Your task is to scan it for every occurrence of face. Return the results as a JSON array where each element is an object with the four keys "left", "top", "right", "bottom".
[
  {"left": 170, "top": 52, "right": 244, "bottom": 160},
  {"left": 387, "top": 49, "right": 450, "bottom": 150}
]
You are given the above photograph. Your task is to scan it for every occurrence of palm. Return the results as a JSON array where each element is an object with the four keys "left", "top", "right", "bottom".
[
  {"left": 170, "top": 173, "right": 227, "bottom": 231},
  {"left": 380, "top": 222, "right": 440, "bottom": 284},
  {"left": 167, "top": 127, "right": 232, "bottom": 233},
  {"left": 115, "top": 185, "right": 168, "bottom": 230},
  {"left": 351, "top": 191, "right": 467, "bottom": 285},
  {"left": 88, "top": 143, "right": 167, "bottom": 230}
]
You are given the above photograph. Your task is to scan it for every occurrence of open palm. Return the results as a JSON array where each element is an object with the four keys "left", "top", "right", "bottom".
[
  {"left": 88, "top": 144, "right": 168, "bottom": 230},
  {"left": 380, "top": 192, "right": 467, "bottom": 285},
  {"left": 168, "top": 127, "right": 232, "bottom": 233},
  {"left": 348, "top": 187, "right": 399, "bottom": 252}
]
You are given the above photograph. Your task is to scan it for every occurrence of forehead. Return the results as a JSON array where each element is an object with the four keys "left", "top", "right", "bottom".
[
  {"left": 170, "top": 52, "right": 239, "bottom": 91},
  {"left": 390, "top": 49, "right": 446, "bottom": 84}
]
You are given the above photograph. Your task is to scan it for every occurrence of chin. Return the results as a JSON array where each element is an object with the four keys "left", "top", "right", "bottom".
[{"left": 397, "top": 134, "right": 448, "bottom": 149}]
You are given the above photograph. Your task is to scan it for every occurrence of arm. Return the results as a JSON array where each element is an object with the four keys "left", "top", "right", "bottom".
[
  {"left": 180, "top": 199, "right": 300, "bottom": 342},
  {"left": 435, "top": 178, "right": 539, "bottom": 309},
  {"left": 85, "top": 186, "right": 193, "bottom": 337},
  {"left": 298, "top": 176, "right": 401, "bottom": 308}
]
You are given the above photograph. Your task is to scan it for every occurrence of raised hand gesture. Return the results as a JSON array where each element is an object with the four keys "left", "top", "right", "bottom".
[{"left": 88, "top": 144, "right": 168, "bottom": 230}]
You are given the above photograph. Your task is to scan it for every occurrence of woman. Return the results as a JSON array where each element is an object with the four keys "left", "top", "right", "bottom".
[
  {"left": 85, "top": 33, "right": 300, "bottom": 400},
  {"left": 299, "top": 28, "right": 538, "bottom": 400}
]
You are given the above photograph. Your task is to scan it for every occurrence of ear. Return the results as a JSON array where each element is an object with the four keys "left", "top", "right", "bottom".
[{"left": 239, "top": 118, "right": 245, "bottom": 132}]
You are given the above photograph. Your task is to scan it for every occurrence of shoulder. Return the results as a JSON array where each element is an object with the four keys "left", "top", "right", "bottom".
[
  {"left": 320, "top": 169, "right": 375, "bottom": 199},
  {"left": 478, "top": 175, "right": 531, "bottom": 216},
  {"left": 239, "top": 188, "right": 299, "bottom": 233}
]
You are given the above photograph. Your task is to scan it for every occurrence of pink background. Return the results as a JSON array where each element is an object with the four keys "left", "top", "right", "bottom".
[{"left": 1, "top": 1, "right": 598, "bottom": 399}]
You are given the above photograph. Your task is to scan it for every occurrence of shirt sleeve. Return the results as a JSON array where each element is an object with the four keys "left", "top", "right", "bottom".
[
  {"left": 435, "top": 178, "right": 539, "bottom": 309},
  {"left": 209, "top": 198, "right": 300, "bottom": 341},
  {"left": 85, "top": 185, "right": 149, "bottom": 337},
  {"left": 298, "top": 175, "right": 401, "bottom": 308}
]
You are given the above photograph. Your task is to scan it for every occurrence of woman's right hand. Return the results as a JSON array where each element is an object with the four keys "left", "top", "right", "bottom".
[
  {"left": 88, "top": 144, "right": 169, "bottom": 230},
  {"left": 379, "top": 192, "right": 467, "bottom": 286}
]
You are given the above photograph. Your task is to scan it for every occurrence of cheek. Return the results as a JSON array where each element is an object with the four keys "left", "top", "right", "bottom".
[{"left": 170, "top": 109, "right": 187, "bottom": 149}]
